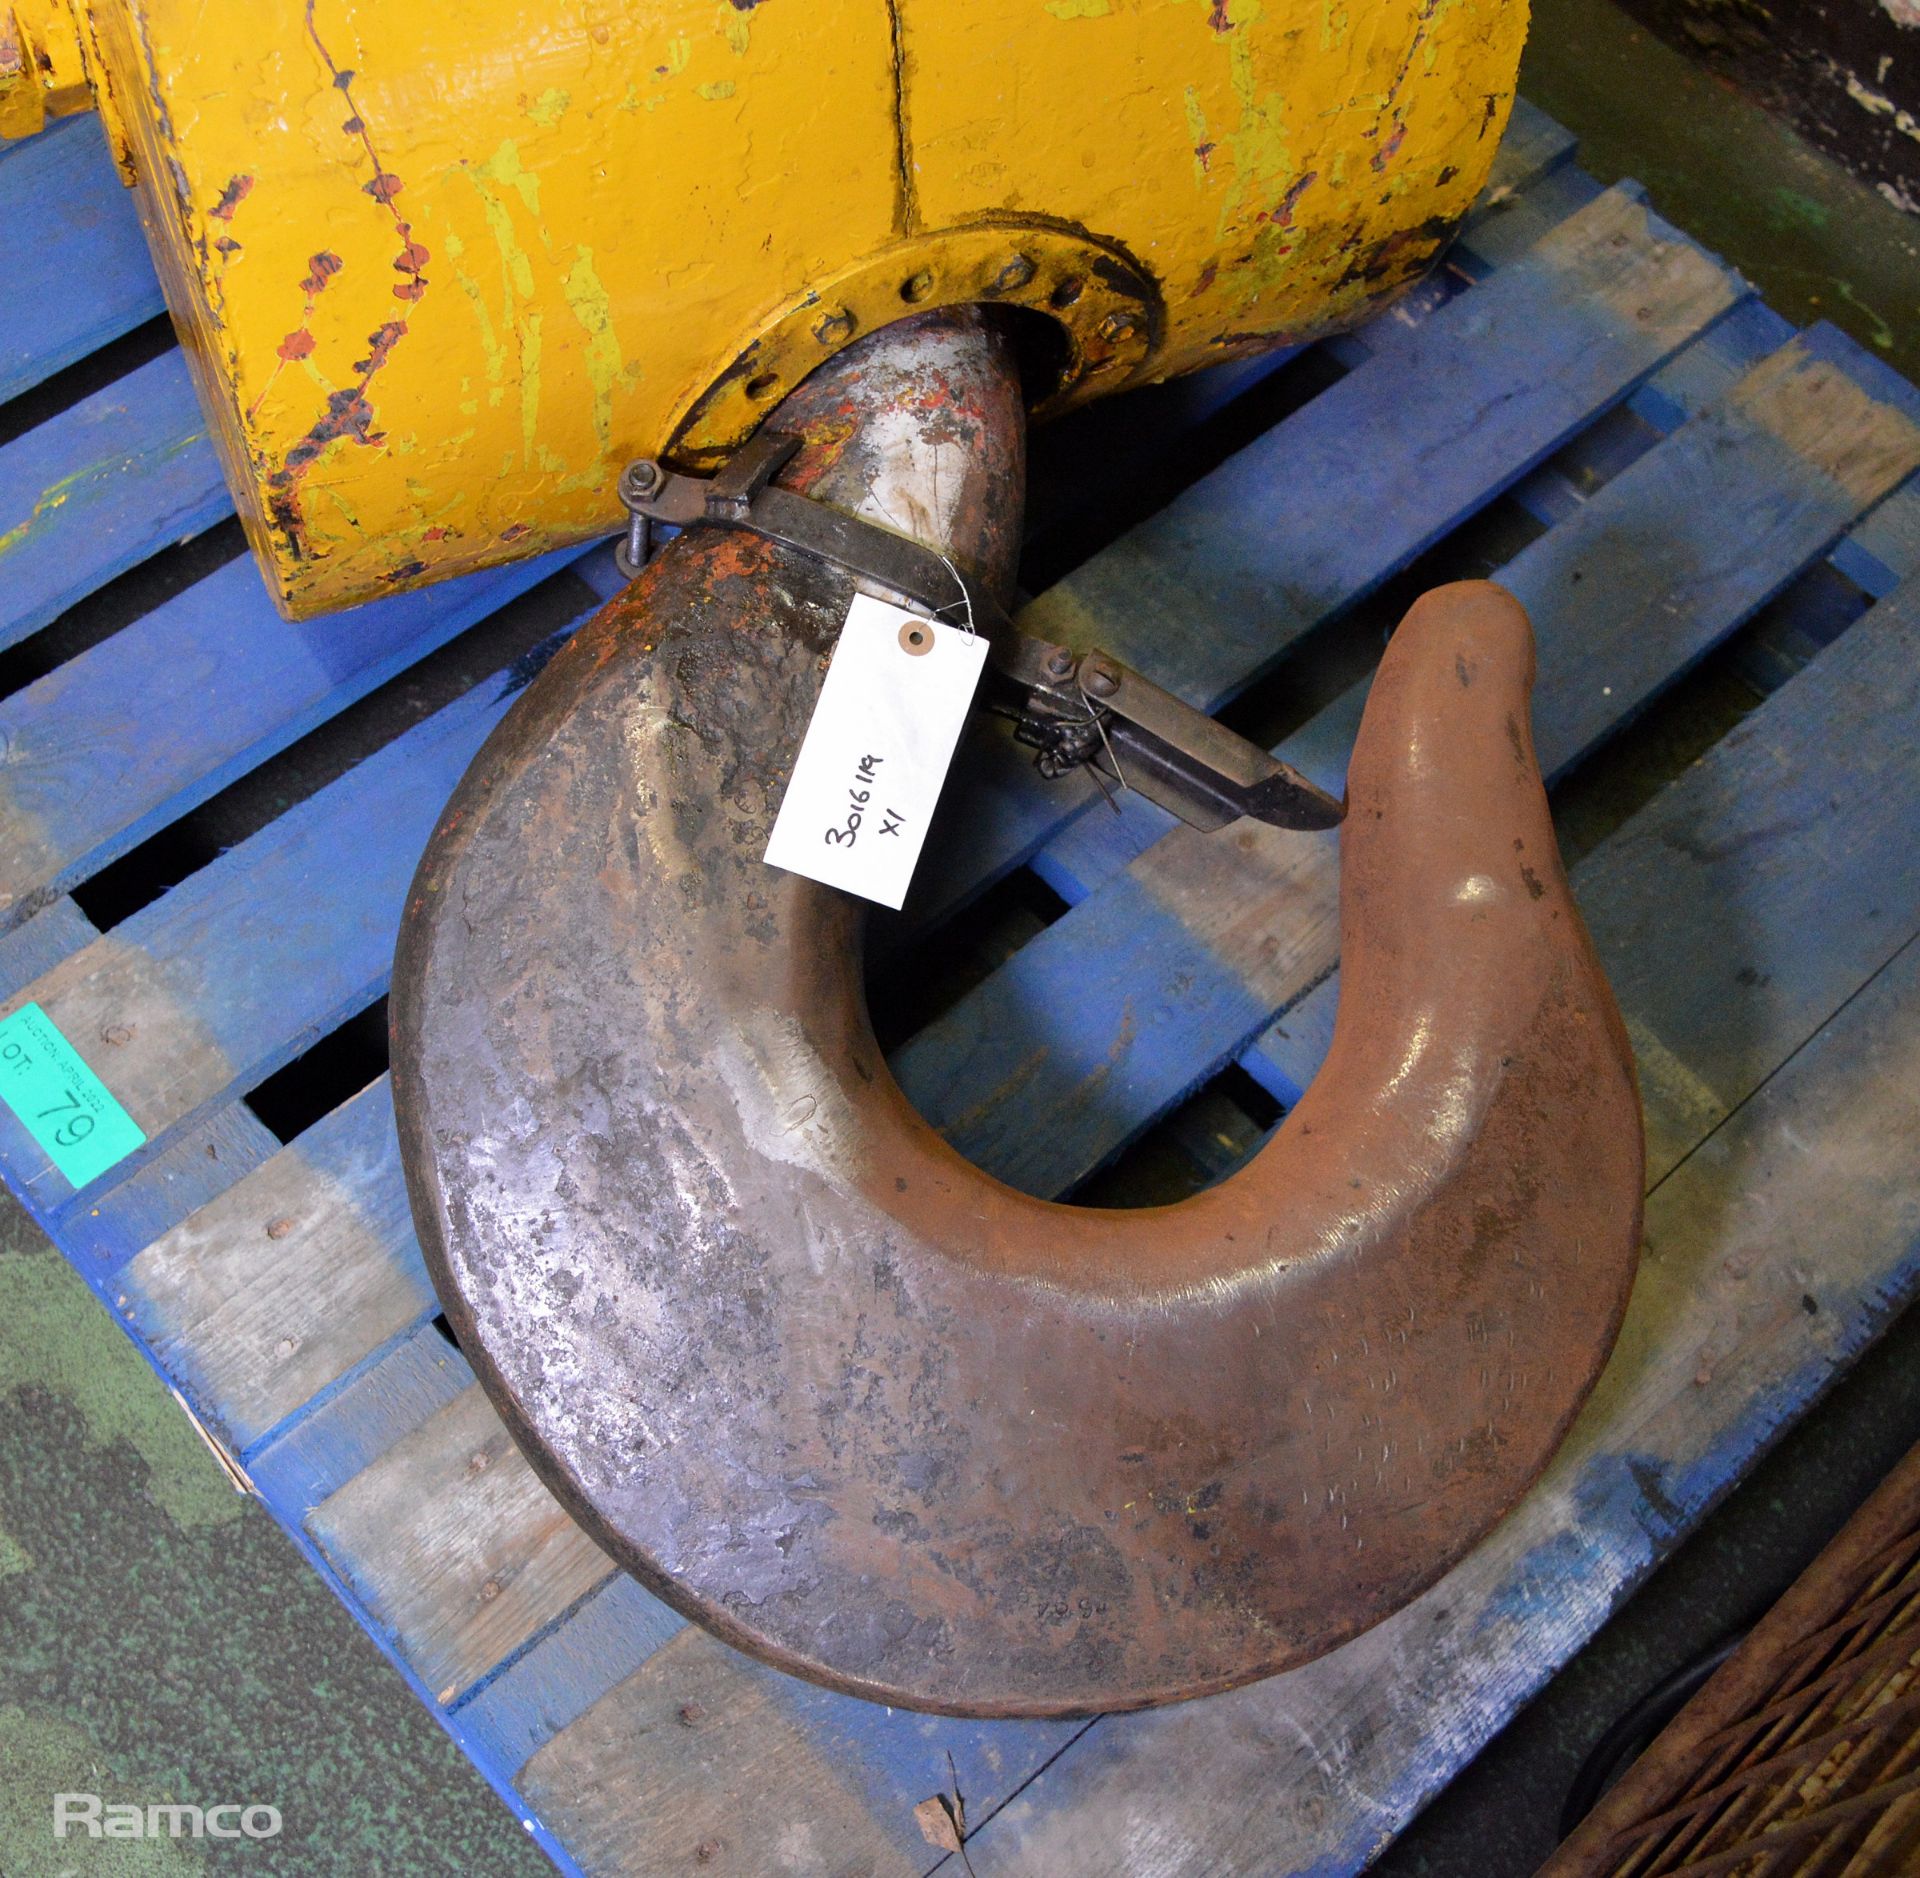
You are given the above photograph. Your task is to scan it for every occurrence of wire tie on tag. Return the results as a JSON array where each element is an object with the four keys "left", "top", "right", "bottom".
[
  {"left": 1076, "top": 676, "right": 1131, "bottom": 812},
  {"left": 861, "top": 480, "right": 976, "bottom": 641},
  {"left": 930, "top": 552, "right": 977, "bottom": 640}
]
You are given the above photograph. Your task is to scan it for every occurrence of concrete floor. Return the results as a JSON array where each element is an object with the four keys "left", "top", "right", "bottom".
[
  {"left": 1519, "top": 0, "right": 1920, "bottom": 386},
  {"left": 0, "top": 3, "right": 1917, "bottom": 1875}
]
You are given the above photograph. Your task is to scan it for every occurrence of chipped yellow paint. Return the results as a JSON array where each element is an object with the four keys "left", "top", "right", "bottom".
[
  {"left": 563, "top": 246, "right": 622, "bottom": 461},
  {"left": 1182, "top": 87, "right": 1211, "bottom": 189},
  {"left": 1219, "top": 8, "right": 1293, "bottom": 240},
  {"left": 36, "top": 0, "right": 1522, "bottom": 615},
  {"left": 519, "top": 310, "right": 544, "bottom": 462}
]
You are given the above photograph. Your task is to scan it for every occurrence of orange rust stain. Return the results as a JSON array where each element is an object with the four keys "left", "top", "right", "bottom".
[
  {"left": 209, "top": 173, "right": 254, "bottom": 220},
  {"left": 1262, "top": 171, "right": 1318, "bottom": 228},
  {"left": 267, "top": 1, "right": 432, "bottom": 556}
]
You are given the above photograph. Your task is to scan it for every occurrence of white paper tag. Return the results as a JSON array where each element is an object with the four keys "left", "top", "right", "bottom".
[{"left": 764, "top": 593, "right": 988, "bottom": 909}]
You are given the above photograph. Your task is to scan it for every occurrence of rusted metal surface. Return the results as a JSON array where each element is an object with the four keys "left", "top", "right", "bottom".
[
  {"left": 391, "top": 305, "right": 1644, "bottom": 1719},
  {"left": 1545, "top": 1441, "right": 1920, "bottom": 1877},
  {"left": 612, "top": 434, "right": 1347, "bottom": 835}
]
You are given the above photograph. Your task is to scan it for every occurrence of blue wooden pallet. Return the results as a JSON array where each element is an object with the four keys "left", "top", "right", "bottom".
[{"left": 4, "top": 101, "right": 1920, "bottom": 1876}]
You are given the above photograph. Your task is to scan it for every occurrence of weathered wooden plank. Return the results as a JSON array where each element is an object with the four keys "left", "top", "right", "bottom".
[
  {"left": 1574, "top": 584, "right": 1920, "bottom": 1180},
  {"left": 308, "top": 1386, "right": 616, "bottom": 1706},
  {"left": 243, "top": 1318, "right": 472, "bottom": 1509},
  {"left": 515, "top": 1617, "right": 1082, "bottom": 1878},
  {"left": 0, "top": 544, "right": 585, "bottom": 929},
  {"left": 0, "top": 349, "right": 228, "bottom": 649},
  {"left": 452, "top": 1574, "right": 688, "bottom": 1780},
  {"left": 0, "top": 621, "right": 585, "bottom": 1226},
  {"left": 117, "top": 1078, "right": 429, "bottom": 1451},
  {"left": 80, "top": 1105, "right": 283, "bottom": 1275},
  {"left": 1840, "top": 482, "right": 1920, "bottom": 596},
  {"left": 893, "top": 333, "right": 1920, "bottom": 1200},
  {"left": 0, "top": 895, "right": 94, "bottom": 1001},
  {"left": 520, "top": 1630, "right": 923, "bottom": 1878},
  {"left": 912, "top": 183, "right": 1745, "bottom": 928},
  {"left": 0, "top": 114, "right": 163, "bottom": 404},
  {"left": 958, "top": 925, "right": 1920, "bottom": 1878}
]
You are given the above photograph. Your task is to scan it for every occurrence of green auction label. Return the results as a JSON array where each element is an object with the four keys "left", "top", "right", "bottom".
[{"left": 0, "top": 1002, "right": 146, "bottom": 1188}]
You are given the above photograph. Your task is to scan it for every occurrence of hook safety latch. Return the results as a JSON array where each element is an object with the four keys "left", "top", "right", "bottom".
[
  {"left": 616, "top": 439, "right": 1344, "bottom": 835},
  {"left": 987, "top": 638, "right": 1343, "bottom": 833}
]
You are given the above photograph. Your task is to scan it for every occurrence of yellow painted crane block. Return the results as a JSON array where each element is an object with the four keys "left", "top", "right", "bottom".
[{"left": 5, "top": 0, "right": 1527, "bottom": 617}]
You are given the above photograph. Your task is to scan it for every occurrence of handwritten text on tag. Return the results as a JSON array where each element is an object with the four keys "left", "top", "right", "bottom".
[{"left": 763, "top": 594, "right": 987, "bottom": 909}]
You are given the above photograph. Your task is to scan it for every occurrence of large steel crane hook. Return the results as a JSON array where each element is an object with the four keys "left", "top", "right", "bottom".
[{"left": 391, "top": 307, "right": 1644, "bottom": 1718}]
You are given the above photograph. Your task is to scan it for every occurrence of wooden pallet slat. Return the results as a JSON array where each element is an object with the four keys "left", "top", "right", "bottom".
[
  {"left": 0, "top": 348, "right": 228, "bottom": 649},
  {"left": 1573, "top": 577, "right": 1920, "bottom": 1178},
  {"left": 77, "top": 1098, "right": 284, "bottom": 1272},
  {"left": 0, "top": 896, "right": 96, "bottom": 1002},
  {"left": 0, "top": 114, "right": 165, "bottom": 403},
  {"left": 451, "top": 1574, "right": 693, "bottom": 1779},
  {"left": 310, "top": 1385, "right": 618, "bottom": 1707},
  {"left": 0, "top": 543, "right": 587, "bottom": 928},
  {"left": 121, "top": 1075, "right": 421, "bottom": 1451},
  {"left": 520, "top": 1633, "right": 931, "bottom": 1878},
  {"left": 244, "top": 1316, "right": 474, "bottom": 1511}
]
